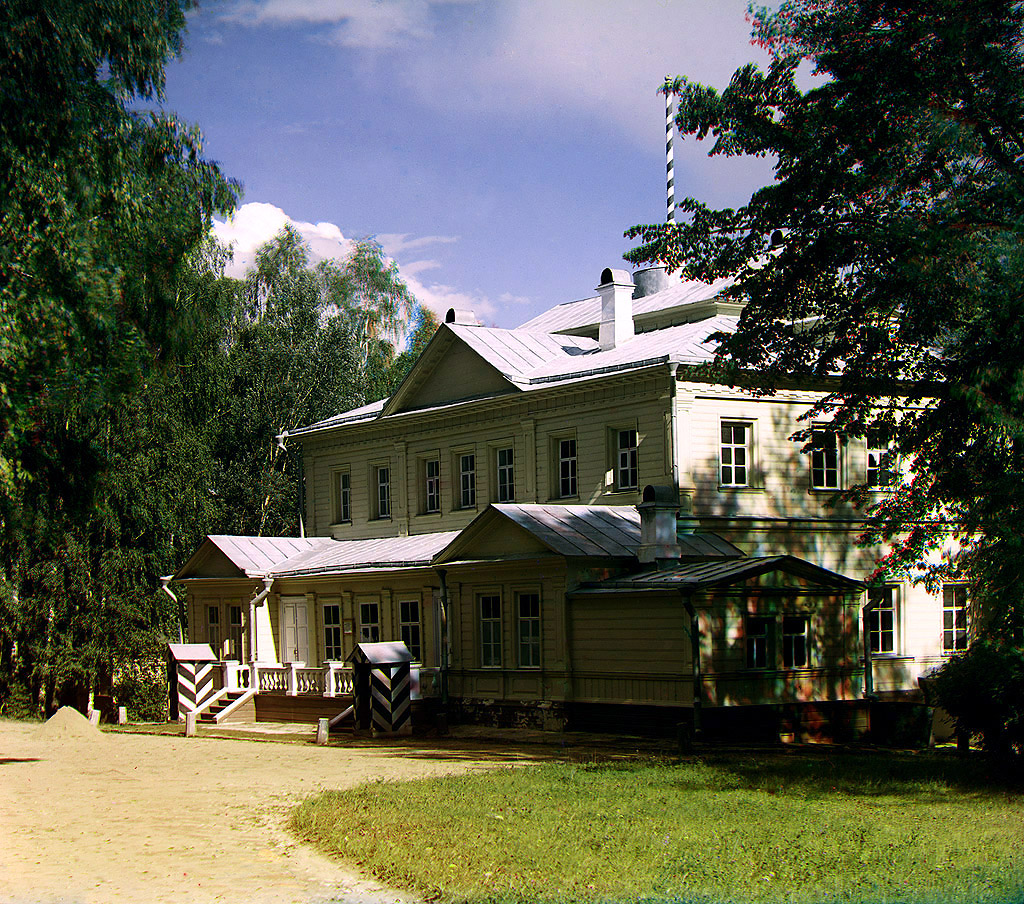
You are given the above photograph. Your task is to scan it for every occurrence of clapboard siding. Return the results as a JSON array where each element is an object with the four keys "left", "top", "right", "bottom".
[{"left": 570, "top": 596, "right": 689, "bottom": 673}]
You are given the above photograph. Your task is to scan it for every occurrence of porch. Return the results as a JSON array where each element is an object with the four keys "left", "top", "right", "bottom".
[{"left": 170, "top": 651, "right": 440, "bottom": 726}]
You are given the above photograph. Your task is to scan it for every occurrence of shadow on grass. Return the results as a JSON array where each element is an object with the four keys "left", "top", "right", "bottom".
[{"left": 669, "top": 747, "right": 1024, "bottom": 800}]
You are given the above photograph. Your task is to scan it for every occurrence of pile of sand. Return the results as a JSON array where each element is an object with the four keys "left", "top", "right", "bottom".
[{"left": 35, "top": 705, "right": 106, "bottom": 741}]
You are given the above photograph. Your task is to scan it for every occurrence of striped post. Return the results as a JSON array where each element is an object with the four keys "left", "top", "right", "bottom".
[
  {"left": 370, "top": 662, "right": 411, "bottom": 736},
  {"left": 176, "top": 660, "right": 216, "bottom": 719},
  {"left": 666, "top": 90, "right": 676, "bottom": 224}
]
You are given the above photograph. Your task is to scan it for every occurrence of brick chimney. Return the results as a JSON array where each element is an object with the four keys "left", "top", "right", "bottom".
[{"left": 598, "top": 267, "right": 635, "bottom": 350}]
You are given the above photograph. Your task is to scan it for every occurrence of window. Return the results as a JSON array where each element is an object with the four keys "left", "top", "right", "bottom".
[
  {"left": 324, "top": 604, "right": 343, "bottom": 660},
  {"left": 479, "top": 594, "right": 502, "bottom": 667},
  {"left": 720, "top": 422, "right": 751, "bottom": 487},
  {"left": 459, "top": 453, "right": 476, "bottom": 508},
  {"left": 497, "top": 447, "right": 515, "bottom": 502},
  {"left": 616, "top": 428, "right": 638, "bottom": 490},
  {"left": 207, "top": 605, "right": 221, "bottom": 654},
  {"left": 517, "top": 592, "right": 541, "bottom": 667},
  {"left": 424, "top": 458, "right": 441, "bottom": 513},
  {"left": 374, "top": 466, "right": 391, "bottom": 519},
  {"left": 335, "top": 471, "right": 351, "bottom": 522},
  {"left": 942, "top": 584, "right": 969, "bottom": 653},
  {"left": 867, "top": 585, "right": 898, "bottom": 654},
  {"left": 746, "top": 616, "right": 773, "bottom": 669},
  {"left": 359, "top": 602, "right": 380, "bottom": 643},
  {"left": 867, "top": 427, "right": 896, "bottom": 488},
  {"left": 400, "top": 599, "right": 421, "bottom": 661},
  {"left": 782, "top": 615, "right": 810, "bottom": 668},
  {"left": 810, "top": 428, "right": 840, "bottom": 489},
  {"left": 227, "top": 605, "right": 243, "bottom": 660},
  {"left": 557, "top": 438, "right": 577, "bottom": 498}
]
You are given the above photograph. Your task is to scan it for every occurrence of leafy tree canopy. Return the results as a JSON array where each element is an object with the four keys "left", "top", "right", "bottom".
[{"left": 626, "top": 0, "right": 1024, "bottom": 637}]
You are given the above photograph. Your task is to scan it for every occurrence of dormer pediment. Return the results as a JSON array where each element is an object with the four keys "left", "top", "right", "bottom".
[{"left": 383, "top": 326, "right": 519, "bottom": 415}]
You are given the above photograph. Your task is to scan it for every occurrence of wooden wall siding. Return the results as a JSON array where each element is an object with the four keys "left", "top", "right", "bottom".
[
  {"left": 255, "top": 693, "right": 349, "bottom": 724},
  {"left": 304, "top": 372, "right": 671, "bottom": 538},
  {"left": 570, "top": 672, "right": 694, "bottom": 706},
  {"left": 707, "top": 668, "right": 862, "bottom": 707},
  {"left": 569, "top": 596, "right": 690, "bottom": 673}
]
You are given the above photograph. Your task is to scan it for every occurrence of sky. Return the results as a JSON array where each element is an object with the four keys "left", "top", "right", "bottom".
[{"left": 158, "top": 0, "right": 776, "bottom": 328}]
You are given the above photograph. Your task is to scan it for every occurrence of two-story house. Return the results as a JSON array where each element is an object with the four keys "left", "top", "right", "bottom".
[{"left": 174, "top": 265, "right": 962, "bottom": 740}]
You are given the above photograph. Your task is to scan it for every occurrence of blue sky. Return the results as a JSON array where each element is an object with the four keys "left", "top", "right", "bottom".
[{"left": 158, "top": 0, "right": 775, "bottom": 327}]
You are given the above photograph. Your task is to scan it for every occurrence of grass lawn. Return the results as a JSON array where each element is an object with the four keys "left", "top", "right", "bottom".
[{"left": 292, "top": 748, "right": 1024, "bottom": 904}]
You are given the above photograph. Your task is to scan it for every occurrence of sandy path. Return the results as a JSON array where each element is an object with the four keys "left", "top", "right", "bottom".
[{"left": 0, "top": 720, "right": 520, "bottom": 904}]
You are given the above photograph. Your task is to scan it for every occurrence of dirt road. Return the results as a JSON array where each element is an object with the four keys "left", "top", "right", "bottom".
[{"left": 0, "top": 714, "right": 523, "bottom": 904}]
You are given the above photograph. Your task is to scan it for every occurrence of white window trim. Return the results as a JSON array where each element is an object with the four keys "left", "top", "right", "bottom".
[
  {"left": 515, "top": 589, "right": 542, "bottom": 668},
  {"left": 479, "top": 592, "right": 503, "bottom": 668},
  {"left": 719, "top": 420, "right": 755, "bottom": 488},
  {"left": 809, "top": 427, "right": 842, "bottom": 490},
  {"left": 371, "top": 462, "right": 391, "bottom": 520},
  {"left": 612, "top": 425, "right": 639, "bottom": 492},
  {"left": 455, "top": 449, "right": 477, "bottom": 509},
  {"left": 866, "top": 584, "right": 900, "bottom": 656},
  {"left": 554, "top": 435, "right": 578, "bottom": 499}
]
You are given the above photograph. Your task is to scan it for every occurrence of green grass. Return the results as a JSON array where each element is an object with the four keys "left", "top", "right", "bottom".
[{"left": 292, "top": 750, "right": 1024, "bottom": 904}]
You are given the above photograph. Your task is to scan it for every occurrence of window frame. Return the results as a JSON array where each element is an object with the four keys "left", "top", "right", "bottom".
[
  {"left": 781, "top": 614, "right": 811, "bottom": 668},
  {"left": 359, "top": 601, "right": 381, "bottom": 643},
  {"left": 496, "top": 446, "right": 515, "bottom": 503},
  {"left": 372, "top": 463, "right": 391, "bottom": 520},
  {"left": 614, "top": 427, "right": 639, "bottom": 491},
  {"left": 457, "top": 451, "right": 476, "bottom": 509},
  {"left": 423, "top": 457, "right": 441, "bottom": 514},
  {"left": 720, "top": 420, "right": 753, "bottom": 488},
  {"left": 942, "top": 583, "right": 969, "bottom": 654},
  {"left": 866, "top": 427, "right": 897, "bottom": 489},
  {"left": 323, "top": 603, "right": 344, "bottom": 661},
  {"left": 555, "top": 436, "right": 578, "bottom": 499},
  {"left": 479, "top": 593, "right": 503, "bottom": 667},
  {"left": 227, "top": 605, "right": 243, "bottom": 660},
  {"left": 809, "top": 427, "right": 841, "bottom": 490},
  {"left": 516, "top": 591, "right": 541, "bottom": 668},
  {"left": 867, "top": 584, "right": 899, "bottom": 655},
  {"left": 745, "top": 616, "right": 773, "bottom": 669},
  {"left": 399, "top": 598, "right": 422, "bottom": 661},
  {"left": 334, "top": 469, "right": 352, "bottom": 523}
]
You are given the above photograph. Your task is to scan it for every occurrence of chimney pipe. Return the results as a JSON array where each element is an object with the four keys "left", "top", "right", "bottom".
[
  {"left": 597, "top": 267, "right": 635, "bottom": 351},
  {"left": 638, "top": 485, "right": 682, "bottom": 564}
]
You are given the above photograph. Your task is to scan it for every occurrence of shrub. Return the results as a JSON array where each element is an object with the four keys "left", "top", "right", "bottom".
[{"left": 930, "top": 641, "right": 1024, "bottom": 754}]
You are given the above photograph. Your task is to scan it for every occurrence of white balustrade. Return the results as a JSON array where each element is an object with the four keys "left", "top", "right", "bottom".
[{"left": 258, "top": 666, "right": 288, "bottom": 692}]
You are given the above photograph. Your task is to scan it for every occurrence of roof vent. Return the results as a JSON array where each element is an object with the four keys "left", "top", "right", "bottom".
[
  {"left": 446, "top": 308, "right": 480, "bottom": 325},
  {"left": 597, "top": 268, "right": 635, "bottom": 351},
  {"left": 632, "top": 265, "right": 671, "bottom": 299}
]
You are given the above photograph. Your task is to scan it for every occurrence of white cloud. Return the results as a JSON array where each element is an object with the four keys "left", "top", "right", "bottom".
[
  {"left": 377, "top": 233, "right": 460, "bottom": 256},
  {"left": 219, "top": 0, "right": 475, "bottom": 49},
  {"left": 213, "top": 201, "right": 356, "bottom": 277},
  {"left": 212, "top": 202, "right": 498, "bottom": 323}
]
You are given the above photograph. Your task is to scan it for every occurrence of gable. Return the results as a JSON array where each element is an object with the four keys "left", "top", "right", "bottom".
[
  {"left": 385, "top": 329, "right": 516, "bottom": 414},
  {"left": 175, "top": 542, "right": 248, "bottom": 580},
  {"left": 439, "top": 515, "right": 552, "bottom": 561}
]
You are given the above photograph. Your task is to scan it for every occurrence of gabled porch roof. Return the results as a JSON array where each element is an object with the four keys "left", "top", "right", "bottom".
[{"left": 174, "top": 535, "right": 329, "bottom": 580}]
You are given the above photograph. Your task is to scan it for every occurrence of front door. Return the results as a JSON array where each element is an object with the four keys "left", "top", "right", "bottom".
[{"left": 281, "top": 597, "right": 309, "bottom": 664}]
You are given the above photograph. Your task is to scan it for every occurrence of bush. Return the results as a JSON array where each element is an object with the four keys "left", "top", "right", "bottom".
[
  {"left": 113, "top": 658, "right": 168, "bottom": 722},
  {"left": 930, "top": 641, "right": 1024, "bottom": 753}
]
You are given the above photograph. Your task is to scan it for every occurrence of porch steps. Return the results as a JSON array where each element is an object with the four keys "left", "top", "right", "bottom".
[{"left": 199, "top": 689, "right": 255, "bottom": 724}]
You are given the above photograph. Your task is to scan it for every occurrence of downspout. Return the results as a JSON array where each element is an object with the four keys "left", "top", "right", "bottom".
[
  {"left": 861, "top": 596, "right": 875, "bottom": 699},
  {"left": 160, "top": 576, "right": 185, "bottom": 644},
  {"left": 683, "top": 597, "right": 702, "bottom": 738},
  {"left": 667, "top": 363, "right": 680, "bottom": 493},
  {"left": 435, "top": 568, "right": 451, "bottom": 729}
]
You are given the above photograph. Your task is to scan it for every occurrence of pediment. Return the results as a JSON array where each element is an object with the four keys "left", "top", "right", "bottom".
[
  {"left": 175, "top": 542, "right": 248, "bottom": 580},
  {"left": 384, "top": 328, "right": 517, "bottom": 415}
]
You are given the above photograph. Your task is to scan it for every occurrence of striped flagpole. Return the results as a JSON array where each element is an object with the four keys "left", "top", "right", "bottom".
[{"left": 666, "top": 90, "right": 676, "bottom": 224}]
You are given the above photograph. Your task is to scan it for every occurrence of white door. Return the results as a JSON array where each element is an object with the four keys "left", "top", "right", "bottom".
[{"left": 281, "top": 598, "right": 309, "bottom": 664}]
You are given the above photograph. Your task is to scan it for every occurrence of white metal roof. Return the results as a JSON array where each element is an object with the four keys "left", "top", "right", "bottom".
[
  {"left": 269, "top": 530, "right": 462, "bottom": 577},
  {"left": 518, "top": 275, "right": 735, "bottom": 334},
  {"left": 439, "top": 504, "right": 743, "bottom": 561},
  {"left": 203, "top": 535, "right": 328, "bottom": 577}
]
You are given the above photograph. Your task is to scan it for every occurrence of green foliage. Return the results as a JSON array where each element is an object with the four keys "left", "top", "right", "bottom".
[
  {"left": 931, "top": 641, "right": 1024, "bottom": 753},
  {"left": 293, "top": 754, "right": 1024, "bottom": 904},
  {"left": 626, "top": 0, "right": 1024, "bottom": 636}
]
